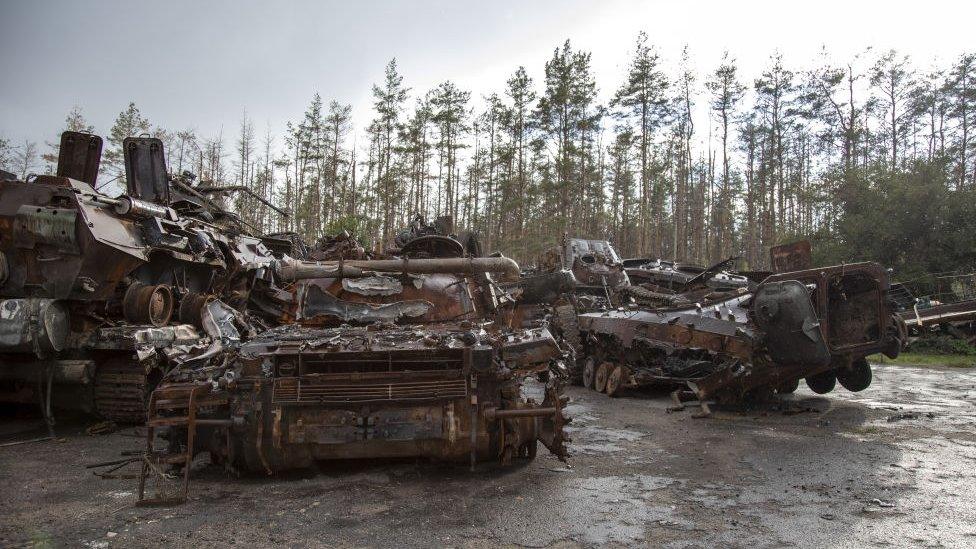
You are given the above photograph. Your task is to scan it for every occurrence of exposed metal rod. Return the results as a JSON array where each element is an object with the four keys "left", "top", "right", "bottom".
[
  {"left": 483, "top": 407, "right": 560, "bottom": 420},
  {"left": 194, "top": 185, "right": 291, "bottom": 218},
  {"left": 275, "top": 256, "right": 522, "bottom": 282}
]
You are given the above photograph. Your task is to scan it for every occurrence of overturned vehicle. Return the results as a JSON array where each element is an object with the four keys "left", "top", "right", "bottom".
[
  {"left": 0, "top": 131, "right": 285, "bottom": 423},
  {"left": 577, "top": 260, "right": 906, "bottom": 409},
  {"left": 139, "top": 223, "right": 569, "bottom": 504}
]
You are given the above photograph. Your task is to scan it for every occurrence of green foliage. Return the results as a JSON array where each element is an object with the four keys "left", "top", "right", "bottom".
[
  {"left": 907, "top": 334, "right": 976, "bottom": 356},
  {"left": 814, "top": 160, "right": 976, "bottom": 280},
  {"left": 869, "top": 353, "right": 976, "bottom": 368},
  {"left": 104, "top": 102, "right": 150, "bottom": 178},
  {"left": 323, "top": 214, "right": 378, "bottom": 246}
]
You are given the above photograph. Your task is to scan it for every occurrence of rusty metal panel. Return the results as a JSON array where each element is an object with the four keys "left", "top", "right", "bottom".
[
  {"left": 367, "top": 406, "right": 444, "bottom": 441},
  {"left": 13, "top": 205, "right": 79, "bottom": 253},
  {"left": 123, "top": 137, "right": 170, "bottom": 204},
  {"left": 56, "top": 131, "right": 102, "bottom": 185}
]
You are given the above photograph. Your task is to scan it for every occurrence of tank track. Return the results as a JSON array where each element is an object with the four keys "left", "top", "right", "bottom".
[
  {"left": 552, "top": 304, "right": 583, "bottom": 383},
  {"left": 93, "top": 358, "right": 155, "bottom": 423},
  {"left": 553, "top": 304, "right": 581, "bottom": 351},
  {"left": 618, "top": 285, "right": 690, "bottom": 308}
]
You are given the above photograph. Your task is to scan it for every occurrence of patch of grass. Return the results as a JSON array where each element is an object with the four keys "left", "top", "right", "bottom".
[
  {"left": 869, "top": 353, "right": 976, "bottom": 368},
  {"left": 906, "top": 334, "right": 976, "bottom": 356}
]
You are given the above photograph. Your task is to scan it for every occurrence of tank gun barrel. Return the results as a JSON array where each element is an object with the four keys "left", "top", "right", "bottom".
[
  {"left": 194, "top": 185, "right": 290, "bottom": 218},
  {"left": 275, "top": 256, "right": 521, "bottom": 282}
]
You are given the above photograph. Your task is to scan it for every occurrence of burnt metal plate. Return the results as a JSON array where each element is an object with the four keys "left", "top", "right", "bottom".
[
  {"left": 56, "top": 131, "right": 102, "bottom": 185},
  {"left": 367, "top": 407, "right": 443, "bottom": 441},
  {"left": 123, "top": 137, "right": 170, "bottom": 204},
  {"left": 753, "top": 280, "right": 830, "bottom": 368}
]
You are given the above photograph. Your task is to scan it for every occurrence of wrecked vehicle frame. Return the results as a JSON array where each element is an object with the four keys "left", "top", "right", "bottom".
[
  {"left": 576, "top": 261, "right": 905, "bottom": 409},
  {"left": 137, "top": 222, "right": 570, "bottom": 504}
]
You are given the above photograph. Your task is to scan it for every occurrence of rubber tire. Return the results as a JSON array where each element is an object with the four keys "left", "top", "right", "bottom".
[
  {"left": 805, "top": 371, "right": 837, "bottom": 394},
  {"left": 582, "top": 357, "right": 597, "bottom": 389},
  {"left": 594, "top": 362, "right": 611, "bottom": 393},
  {"left": 606, "top": 365, "right": 624, "bottom": 396},
  {"left": 836, "top": 358, "right": 872, "bottom": 392},
  {"left": 776, "top": 377, "right": 800, "bottom": 394}
]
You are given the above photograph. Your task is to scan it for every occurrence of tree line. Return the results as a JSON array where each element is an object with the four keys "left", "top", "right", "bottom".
[{"left": 2, "top": 38, "right": 975, "bottom": 280}]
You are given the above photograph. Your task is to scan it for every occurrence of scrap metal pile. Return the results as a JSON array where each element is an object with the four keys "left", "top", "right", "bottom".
[
  {"left": 504, "top": 236, "right": 905, "bottom": 408},
  {"left": 0, "top": 131, "right": 911, "bottom": 507},
  {"left": 0, "top": 131, "right": 570, "bottom": 504},
  {"left": 0, "top": 132, "right": 285, "bottom": 424},
  {"left": 139, "top": 217, "right": 569, "bottom": 503},
  {"left": 564, "top": 240, "right": 906, "bottom": 408}
]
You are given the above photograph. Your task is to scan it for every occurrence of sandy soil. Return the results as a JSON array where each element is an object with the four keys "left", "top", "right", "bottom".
[{"left": 2, "top": 362, "right": 975, "bottom": 548}]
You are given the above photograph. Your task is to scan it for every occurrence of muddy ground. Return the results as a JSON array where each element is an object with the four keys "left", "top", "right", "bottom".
[{"left": 2, "top": 362, "right": 975, "bottom": 548}]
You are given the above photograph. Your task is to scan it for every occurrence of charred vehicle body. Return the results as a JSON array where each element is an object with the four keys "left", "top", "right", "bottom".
[
  {"left": 620, "top": 256, "right": 760, "bottom": 308},
  {"left": 577, "top": 261, "right": 906, "bottom": 409},
  {"left": 139, "top": 222, "right": 569, "bottom": 504},
  {"left": 535, "top": 236, "right": 629, "bottom": 308},
  {"left": 512, "top": 237, "right": 628, "bottom": 383},
  {"left": 0, "top": 132, "right": 286, "bottom": 423}
]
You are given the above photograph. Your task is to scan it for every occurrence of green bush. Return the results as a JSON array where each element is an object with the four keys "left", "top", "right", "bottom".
[{"left": 908, "top": 334, "right": 976, "bottom": 356}]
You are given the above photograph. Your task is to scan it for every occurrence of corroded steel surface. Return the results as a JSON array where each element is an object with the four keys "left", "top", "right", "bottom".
[
  {"left": 137, "top": 217, "right": 570, "bottom": 503},
  {"left": 578, "top": 262, "right": 905, "bottom": 405}
]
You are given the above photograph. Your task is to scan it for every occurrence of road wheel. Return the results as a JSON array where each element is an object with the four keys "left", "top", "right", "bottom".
[
  {"left": 836, "top": 358, "right": 872, "bottom": 392},
  {"left": 605, "top": 364, "right": 624, "bottom": 396},
  {"left": 805, "top": 370, "right": 837, "bottom": 394},
  {"left": 594, "top": 362, "right": 611, "bottom": 393},
  {"left": 776, "top": 377, "right": 800, "bottom": 394},
  {"left": 582, "top": 357, "right": 597, "bottom": 389}
]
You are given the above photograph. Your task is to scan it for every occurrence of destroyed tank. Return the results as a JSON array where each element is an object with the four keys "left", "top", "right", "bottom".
[
  {"left": 624, "top": 258, "right": 750, "bottom": 291},
  {"left": 512, "top": 237, "right": 629, "bottom": 384},
  {"left": 577, "top": 257, "right": 907, "bottom": 409},
  {"left": 0, "top": 131, "right": 286, "bottom": 423},
  {"left": 138, "top": 220, "right": 569, "bottom": 503}
]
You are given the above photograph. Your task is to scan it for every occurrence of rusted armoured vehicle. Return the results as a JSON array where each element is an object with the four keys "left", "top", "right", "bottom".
[
  {"left": 0, "top": 131, "right": 285, "bottom": 423},
  {"left": 516, "top": 237, "right": 628, "bottom": 382},
  {"left": 623, "top": 257, "right": 756, "bottom": 298},
  {"left": 577, "top": 261, "right": 906, "bottom": 409},
  {"left": 536, "top": 236, "right": 629, "bottom": 306},
  {"left": 138, "top": 222, "right": 569, "bottom": 504}
]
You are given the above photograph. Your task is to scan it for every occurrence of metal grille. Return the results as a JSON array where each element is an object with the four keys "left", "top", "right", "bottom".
[{"left": 273, "top": 372, "right": 467, "bottom": 404}]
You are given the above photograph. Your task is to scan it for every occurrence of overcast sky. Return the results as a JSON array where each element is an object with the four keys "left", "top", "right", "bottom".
[{"left": 1, "top": 0, "right": 973, "bottom": 154}]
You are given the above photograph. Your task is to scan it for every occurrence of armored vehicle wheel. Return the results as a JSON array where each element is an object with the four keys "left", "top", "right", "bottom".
[
  {"left": 805, "top": 370, "right": 837, "bottom": 394},
  {"left": 605, "top": 364, "right": 624, "bottom": 396},
  {"left": 123, "top": 283, "right": 174, "bottom": 327},
  {"left": 582, "top": 357, "right": 597, "bottom": 389},
  {"left": 594, "top": 362, "right": 611, "bottom": 393},
  {"left": 837, "top": 358, "right": 872, "bottom": 392},
  {"left": 776, "top": 377, "right": 800, "bottom": 394}
]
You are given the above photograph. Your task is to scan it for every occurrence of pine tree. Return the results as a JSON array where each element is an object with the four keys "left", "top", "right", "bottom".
[
  {"left": 613, "top": 32, "right": 670, "bottom": 255},
  {"left": 705, "top": 52, "right": 745, "bottom": 260},
  {"left": 370, "top": 59, "right": 409, "bottom": 243},
  {"left": 104, "top": 102, "right": 151, "bottom": 180},
  {"left": 42, "top": 106, "right": 96, "bottom": 171},
  {"left": 947, "top": 53, "right": 976, "bottom": 187}
]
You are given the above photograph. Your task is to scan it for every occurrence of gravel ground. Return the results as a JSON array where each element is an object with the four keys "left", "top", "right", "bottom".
[{"left": 2, "top": 362, "right": 976, "bottom": 548}]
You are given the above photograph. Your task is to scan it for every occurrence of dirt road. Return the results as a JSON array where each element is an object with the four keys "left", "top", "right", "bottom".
[{"left": 2, "top": 363, "right": 975, "bottom": 548}]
